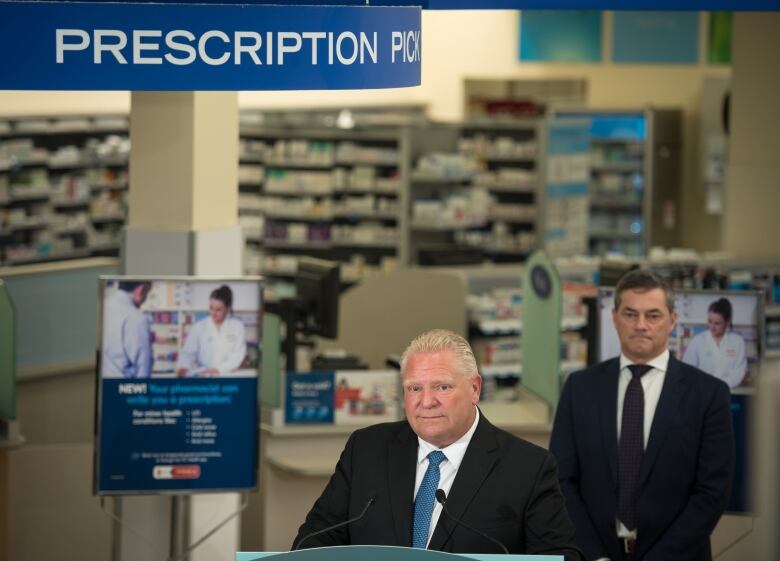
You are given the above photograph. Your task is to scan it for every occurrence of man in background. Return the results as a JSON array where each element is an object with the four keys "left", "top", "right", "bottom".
[
  {"left": 294, "top": 328, "right": 582, "bottom": 560},
  {"left": 551, "top": 270, "right": 734, "bottom": 561},
  {"left": 102, "top": 280, "right": 153, "bottom": 378}
]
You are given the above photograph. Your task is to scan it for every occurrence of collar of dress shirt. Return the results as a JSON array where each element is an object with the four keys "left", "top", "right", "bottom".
[
  {"left": 416, "top": 407, "right": 480, "bottom": 469},
  {"left": 619, "top": 349, "right": 670, "bottom": 374}
]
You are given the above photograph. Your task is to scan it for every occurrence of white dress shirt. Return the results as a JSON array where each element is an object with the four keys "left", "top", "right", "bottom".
[{"left": 413, "top": 407, "right": 480, "bottom": 547}]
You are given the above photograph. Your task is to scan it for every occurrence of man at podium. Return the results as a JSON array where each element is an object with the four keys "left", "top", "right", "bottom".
[{"left": 294, "top": 329, "right": 582, "bottom": 560}]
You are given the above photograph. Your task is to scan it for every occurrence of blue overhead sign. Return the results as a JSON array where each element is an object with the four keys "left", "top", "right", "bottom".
[
  {"left": 43, "top": 0, "right": 780, "bottom": 8},
  {"left": 423, "top": 0, "right": 780, "bottom": 8},
  {"left": 0, "top": 2, "right": 421, "bottom": 90}
]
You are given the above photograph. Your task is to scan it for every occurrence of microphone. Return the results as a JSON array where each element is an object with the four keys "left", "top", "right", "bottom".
[
  {"left": 293, "top": 495, "right": 375, "bottom": 551},
  {"left": 435, "top": 489, "right": 509, "bottom": 555}
]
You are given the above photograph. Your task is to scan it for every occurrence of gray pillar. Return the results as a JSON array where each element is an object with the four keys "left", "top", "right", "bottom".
[{"left": 117, "top": 91, "right": 242, "bottom": 561}]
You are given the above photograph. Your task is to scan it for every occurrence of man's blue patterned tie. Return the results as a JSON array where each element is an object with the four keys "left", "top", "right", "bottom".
[{"left": 411, "top": 450, "right": 447, "bottom": 548}]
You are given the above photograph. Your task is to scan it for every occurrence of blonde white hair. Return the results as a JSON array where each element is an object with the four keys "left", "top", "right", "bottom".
[{"left": 400, "top": 329, "right": 479, "bottom": 378}]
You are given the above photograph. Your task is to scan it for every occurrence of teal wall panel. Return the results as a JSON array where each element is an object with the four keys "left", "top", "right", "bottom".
[{"left": 3, "top": 263, "right": 119, "bottom": 374}]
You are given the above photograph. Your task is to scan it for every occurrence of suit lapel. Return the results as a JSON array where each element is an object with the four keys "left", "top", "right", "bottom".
[
  {"left": 388, "top": 422, "right": 418, "bottom": 546},
  {"left": 638, "top": 356, "right": 685, "bottom": 488},
  {"left": 429, "top": 413, "right": 499, "bottom": 551},
  {"left": 599, "top": 358, "right": 620, "bottom": 486}
]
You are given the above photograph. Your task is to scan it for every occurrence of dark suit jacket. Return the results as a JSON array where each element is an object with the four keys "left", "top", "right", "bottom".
[
  {"left": 293, "top": 412, "right": 582, "bottom": 560},
  {"left": 550, "top": 356, "right": 735, "bottom": 561}
]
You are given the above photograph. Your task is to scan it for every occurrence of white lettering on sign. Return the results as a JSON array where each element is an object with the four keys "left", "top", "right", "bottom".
[
  {"left": 94, "top": 30, "right": 128, "bottom": 64},
  {"left": 302, "top": 31, "right": 325, "bottom": 64},
  {"left": 134, "top": 30, "right": 163, "bottom": 64},
  {"left": 277, "top": 32, "right": 301, "bottom": 65},
  {"left": 391, "top": 30, "right": 419, "bottom": 63},
  {"left": 56, "top": 29, "right": 89, "bottom": 63},
  {"left": 234, "top": 32, "right": 262, "bottom": 65},
  {"left": 54, "top": 28, "right": 394, "bottom": 67},
  {"left": 165, "top": 30, "right": 197, "bottom": 65},
  {"left": 199, "top": 30, "right": 230, "bottom": 66},
  {"left": 118, "top": 383, "right": 148, "bottom": 395}
]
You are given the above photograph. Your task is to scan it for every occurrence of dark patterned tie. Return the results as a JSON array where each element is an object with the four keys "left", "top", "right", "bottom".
[{"left": 617, "top": 363, "right": 653, "bottom": 531}]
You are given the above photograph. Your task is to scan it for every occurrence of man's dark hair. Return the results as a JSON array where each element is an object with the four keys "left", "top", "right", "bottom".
[
  {"left": 614, "top": 270, "right": 675, "bottom": 313},
  {"left": 210, "top": 285, "right": 233, "bottom": 310},
  {"left": 708, "top": 298, "right": 733, "bottom": 327},
  {"left": 117, "top": 281, "right": 151, "bottom": 292}
]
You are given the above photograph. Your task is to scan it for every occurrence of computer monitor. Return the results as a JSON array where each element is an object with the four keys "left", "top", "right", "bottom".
[
  {"left": 598, "top": 287, "right": 764, "bottom": 390},
  {"left": 296, "top": 257, "right": 340, "bottom": 339}
]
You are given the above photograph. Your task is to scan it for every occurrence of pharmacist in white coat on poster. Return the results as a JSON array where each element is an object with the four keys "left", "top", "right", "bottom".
[
  {"left": 683, "top": 297, "right": 747, "bottom": 388},
  {"left": 177, "top": 285, "right": 247, "bottom": 377}
]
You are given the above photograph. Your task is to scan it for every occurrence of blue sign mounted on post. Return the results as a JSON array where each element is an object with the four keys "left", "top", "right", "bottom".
[{"left": 0, "top": 2, "right": 421, "bottom": 90}]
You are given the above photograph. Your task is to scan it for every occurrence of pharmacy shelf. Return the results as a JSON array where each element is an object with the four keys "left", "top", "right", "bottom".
[
  {"left": 263, "top": 212, "right": 333, "bottom": 222},
  {"left": 264, "top": 159, "right": 334, "bottom": 169},
  {"left": 4, "top": 248, "right": 93, "bottom": 265},
  {"left": 335, "top": 157, "right": 399, "bottom": 167},
  {"left": 404, "top": 119, "right": 543, "bottom": 267},
  {"left": 91, "top": 181, "right": 128, "bottom": 192},
  {"left": 0, "top": 114, "right": 128, "bottom": 266},
  {"left": 410, "top": 172, "right": 474, "bottom": 185},
  {"left": 764, "top": 305, "right": 780, "bottom": 316},
  {"left": 552, "top": 108, "right": 682, "bottom": 257},
  {"left": 590, "top": 162, "right": 643, "bottom": 173},
  {"left": 91, "top": 214, "right": 125, "bottom": 224},
  {"left": 589, "top": 231, "right": 642, "bottom": 241},
  {"left": 411, "top": 221, "right": 486, "bottom": 231},
  {"left": 480, "top": 363, "right": 522, "bottom": 377},
  {"left": 332, "top": 240, "right": 397, "bottom": 249},
  {"left": 471, "top": 315, "right": 587, "bottom": 335},
  {"left": 263, "top": 189, "right": 335, "bottom": 197},
  {"left": 51, "top": 226, "right": 88, "bottom": 236},
  {"left": 475, "top": 183, "right": 536, "bottom": 194},
  {"left": 8, "top": 190, "right": 51, "bottom": 202},
  {"left": 335, "top": 186, "right": 400, "bottom": 196},
  {"left": 239, "top": 121, "right": 408, "bottom": 276},
  {"left": 481, "top": 155, "right": 536, "bottom": 164},
  {"left": 590, "top": 199, "right": 642, "bottom": 212},
  {"left": 262, "top": 240, "right": 335, "bottom": 250},
  {"left": 332, "top": 210, "right": 398, "bottom": 221},
  {"left": 1, "top": 220, "right": 48, "bottom": 233},
  {"left": 480, "top": 359, "right": 586, "bottom": 378},
  {"left": 52, "top": 199, "right": 90, "bottom": 208}
]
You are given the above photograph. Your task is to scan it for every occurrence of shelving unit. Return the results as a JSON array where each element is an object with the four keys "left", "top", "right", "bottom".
[
  {"left": 552, "top": 108, "right": 682, "bottom": 257},
  {"left": 461, "top": 120, "right": 542, "bottom": 263},
  {"left": 0, "top": 115, "right": 128, "bottom": 266},
  {"left": 437, "top": 265, "right": 591, "bottom": 402},
  {"left": 405, "top": 119, "right": 544, "bottom": 267},
  {"left": 0, "top": 109, "right": 544, "bottom": 274},
  {"left": 238, "top": 121, "right": 410, "bottom": 300}
]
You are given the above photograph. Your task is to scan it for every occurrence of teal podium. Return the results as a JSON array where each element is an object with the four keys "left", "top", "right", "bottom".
[{"left": 237, "top": 545, "right": 562, "bottom": 561}]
